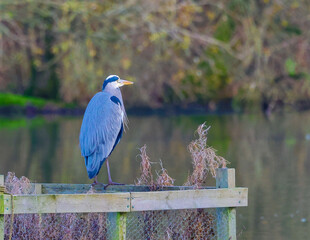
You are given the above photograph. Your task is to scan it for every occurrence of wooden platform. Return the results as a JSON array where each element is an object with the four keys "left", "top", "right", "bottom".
[{"left": 0, "top": 168, "right": 248, "bottom": 240}]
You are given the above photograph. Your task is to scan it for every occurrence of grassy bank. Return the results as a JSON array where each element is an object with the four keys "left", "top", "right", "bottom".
[
  {"left": 0, "top": 93, "right": 48, "bottom": 108},
  {"left": 0, "top": 93, "right": 83, "bottom": 116}
]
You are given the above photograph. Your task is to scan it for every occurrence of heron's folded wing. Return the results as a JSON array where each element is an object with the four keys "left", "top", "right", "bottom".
[{"left": 79, "top": 92, "right": 123, "bottom": 158}]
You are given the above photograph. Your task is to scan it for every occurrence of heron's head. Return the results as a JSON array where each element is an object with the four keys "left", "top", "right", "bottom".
[{"left": 102, "top": 75, "right": 133, "bottom": 91}]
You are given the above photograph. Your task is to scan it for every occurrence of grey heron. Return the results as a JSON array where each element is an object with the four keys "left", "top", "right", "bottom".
[{"left": 79, "top": 75, "right": 133, "bottom": 185}]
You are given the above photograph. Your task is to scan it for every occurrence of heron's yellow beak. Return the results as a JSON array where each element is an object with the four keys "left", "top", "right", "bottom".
[{"left": 119, "top": 79, "right": 134, "bottom": 86}]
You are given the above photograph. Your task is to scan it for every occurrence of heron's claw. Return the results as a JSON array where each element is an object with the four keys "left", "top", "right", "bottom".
[
  {"left": 91, "top": 178, "right": 106, "bottom": 187},
  {"left": 91, "top": 181, "right": 104, "bottom": 187},
  {"left": 104, "top": 181, "right": 125, "bottom": 189}
]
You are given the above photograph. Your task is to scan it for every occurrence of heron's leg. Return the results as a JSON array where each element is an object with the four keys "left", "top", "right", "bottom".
[
  {"left": 105, "top": 159, "right": 124, "bottom": 188},
  {"left": 106, "top": 159, "right": 112, "bottom": 183},
  {"left": 91, "top": 176, "right": 99, "bottom": 186}
]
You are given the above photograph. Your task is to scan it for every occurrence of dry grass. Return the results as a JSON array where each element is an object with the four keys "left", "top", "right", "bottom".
[
  {"left": 136, "top": 123, "right": 228, "bottom": 189},
  {"left": 134, "top": 123, "right": 224, "bottom": 239},
  {"left": 155, "top": 160, "right": 174, "bottom": 188},
  {"left": 136, "top": 145, "right": 174, "bottom": 190},
  {"left": 135, "top": 144, "right": 154, "bottom": 187},
  {"left": 5, "top": 172, "right": 34, "bottom": 195},
  {"left": 185, "top": 123, "right": 228, "bottom": 188}
]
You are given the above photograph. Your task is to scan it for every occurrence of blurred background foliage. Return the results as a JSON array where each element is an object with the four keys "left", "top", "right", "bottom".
[{"left": 1, "top": 0, "right": 310, "bottom": 111}]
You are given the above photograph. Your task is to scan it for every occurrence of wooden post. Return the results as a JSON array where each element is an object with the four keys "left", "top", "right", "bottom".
[
  {"left": 117, "top": 212, "right": 127, "bottom": 240},
  {"left": 216, "top": 168, "right": 237, "bottom": 240},
  {"left": 34, "top": 184, "right": 43, "bottom": 240},
  {"left": 0, "top": 176, "right": 3, "bottom": 187},
  {"left": 107, "top": 212, "right": 127, "bottom": 240},
  {"left": 0, "top": 214, "right": 3, "bottom": 240},
  {"left": 0, "top": 175, "right": 5, "bottom": 240},
  {"left": 34, "top": 184, "right": 42, "bottom": 195}
]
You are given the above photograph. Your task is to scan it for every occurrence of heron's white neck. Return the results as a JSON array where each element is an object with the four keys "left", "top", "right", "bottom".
[
  {"left": 103, "top": 85, "right": 129, "bottom": 128},
  {"left": 103, "top": 84, "right": 121, "bottom": 99}
]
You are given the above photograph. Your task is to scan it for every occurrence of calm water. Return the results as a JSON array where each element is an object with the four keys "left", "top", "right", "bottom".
[{"left": 1, "top": 112, "right": 310, "bottom": 239}]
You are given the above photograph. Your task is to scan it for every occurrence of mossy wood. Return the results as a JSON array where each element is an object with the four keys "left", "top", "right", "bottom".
[
  {"left": 0, "top": 216, "right": 2, "bottom": 240},
  {"left": 216, "top": 168, "right": 237, "bottom": 240},
  {"left": 40, "top": 184, "right": 214, "bottom": 194},
  {"left": 107, "top": 212, "right": 127, "bottom": 240}
]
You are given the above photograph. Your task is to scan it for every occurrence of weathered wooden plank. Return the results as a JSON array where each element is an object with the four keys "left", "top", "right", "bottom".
[
  {"left": 55, "top": 193, "right": 129, "bottom": 213},
  {"left": 2, "top": 187, "right": 247, "bottom": 214},
  {"left": 130, "top": 188, "right": 247, "bottom": 211},
  {"left": 0, "top": 176, "right": 4, "bottom": 197},
  {"left": 41, "top": 184, "right": 214, "bottom": 194},
  {"left": 0, "top": 176, "right": 4, "bottom": 186},
  {"left": 5, "top": 193, "right": 130, "bottom": 214},
  {"left": 42, "top": 184, "right": 97, "bottom": 194}
]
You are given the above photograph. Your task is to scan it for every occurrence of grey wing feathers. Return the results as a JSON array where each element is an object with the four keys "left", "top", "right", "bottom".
[{"left": 79, "top": 92, "right": 123, "bottom": 177}]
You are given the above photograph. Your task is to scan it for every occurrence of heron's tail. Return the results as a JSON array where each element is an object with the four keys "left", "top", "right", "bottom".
[{"left": 85, "top": 150, "right": 106, "bottom": 179}]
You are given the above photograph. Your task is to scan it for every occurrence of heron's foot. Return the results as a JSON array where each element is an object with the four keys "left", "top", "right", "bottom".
[
  {"left": 91, "top": 176, "right": 104, "bottom": 187},
  {"left": 91, "top": 181, "right": 99, "bottom": 187},
  {"left": 91, "top": 180, "right": 106, "bottom": 187},
  {"left": 109, "top": 181, "right": 124, "bottom": 185},
  {"left": 104, "top": 181, "right": 125, "bottom": 189}
]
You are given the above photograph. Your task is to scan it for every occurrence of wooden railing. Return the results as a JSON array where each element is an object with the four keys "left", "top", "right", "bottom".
[{"left": 0, "top": 168, "right": 247, "bottom": 239}]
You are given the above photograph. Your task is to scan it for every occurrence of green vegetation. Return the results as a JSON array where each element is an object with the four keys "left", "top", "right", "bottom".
[
  {"left": 0, "top": 117, "right": 27, "bottom": 129},
  {"left": 0, "top": 116, "right": 45, "bottom": 129},
  {"left": 1, "top": 0, "right": 310, "bottom": 112},
  {"left": 0, "top": 93, "right": 47, "bottom": 107}
]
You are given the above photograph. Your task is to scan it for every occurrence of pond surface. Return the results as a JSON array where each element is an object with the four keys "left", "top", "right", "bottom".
[{"left": 0, "top": 111, "right": 310, "bottom": 239}]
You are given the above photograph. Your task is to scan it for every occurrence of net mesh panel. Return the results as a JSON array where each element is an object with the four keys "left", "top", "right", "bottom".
[
  {"left": 4, "top": 213, "right": 112, "bottom": 240},
  {"left": 4, "top": 209, "right": 219, "bottom": 240},
  {"left": 126, "top": 209, "right": 217, "bottom": 240}
]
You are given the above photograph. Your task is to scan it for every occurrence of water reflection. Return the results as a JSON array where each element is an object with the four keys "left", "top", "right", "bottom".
[{"left": 0, "top": 112, "right": 310, "bottom": 239}]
